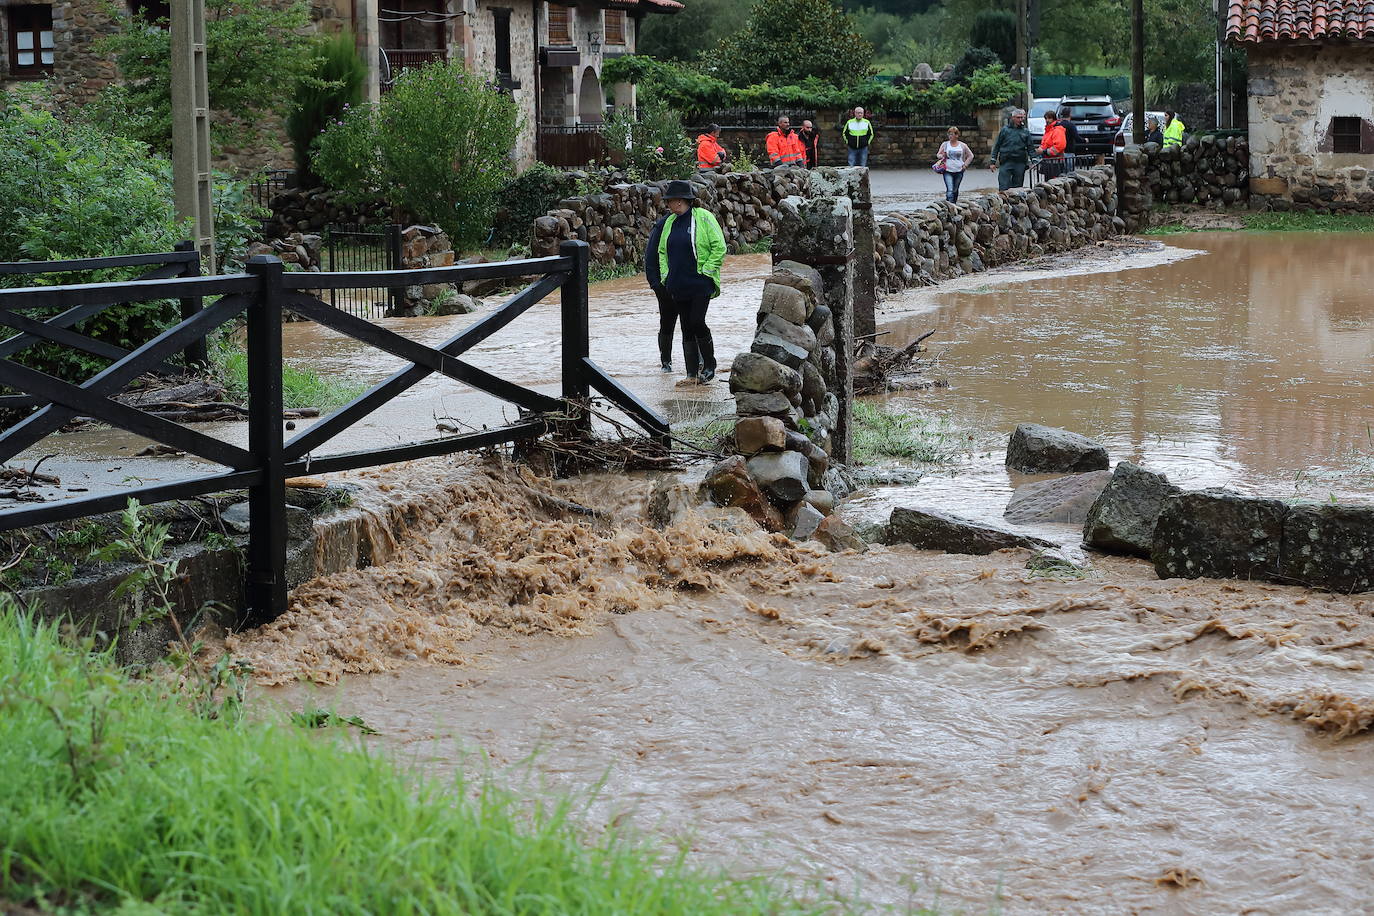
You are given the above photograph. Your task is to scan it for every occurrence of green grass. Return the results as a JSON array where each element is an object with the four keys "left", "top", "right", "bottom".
[
  {"left": 0, "top": 605, "right": 913, "bottom": 915},
  {"left": 212, "top": 342, "right": 367, "bottom": 411},
  {"left": 851, "top": 402, "right": 965, "bottom": 466},
  {"left": 588, "top": 261, "right": 640, "bottom": 285},
  {"left": 1144, "top": 211, "right": 1374, "bottom": 235}
]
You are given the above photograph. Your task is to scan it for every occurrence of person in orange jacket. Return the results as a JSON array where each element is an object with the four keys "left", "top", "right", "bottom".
[
  {"left": 1038, "top": 110, "right": 1068, "bottom": 179},
  {"left": 765, "top": 116, "right": 806, "bottom": 167},
  {"left": 696, "top": 124, "right": 728, "bottom": 170}
]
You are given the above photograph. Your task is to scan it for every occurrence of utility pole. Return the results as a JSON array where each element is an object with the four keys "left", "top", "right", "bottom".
[
  {"left": 171, "top": 0, "right": 214, "bottom": 273},
  {"left": 1131, "top": 0, "right": 1145, "bottom": 143},
  {"left": 1016, "top": 0, "right": 1028, "bottom": 106}
]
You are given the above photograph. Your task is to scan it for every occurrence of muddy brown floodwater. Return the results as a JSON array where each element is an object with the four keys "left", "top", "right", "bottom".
[
  {"left": 242, "top": 457, "right": 1374, "bottom": 915},
  {"left": 854, "top": 232, "right": 1374, "bottom": 537}
]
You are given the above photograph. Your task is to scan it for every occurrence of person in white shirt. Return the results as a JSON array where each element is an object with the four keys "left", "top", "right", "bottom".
[{"left": 936, "top": 126, "right": 974, "bottom": 203}]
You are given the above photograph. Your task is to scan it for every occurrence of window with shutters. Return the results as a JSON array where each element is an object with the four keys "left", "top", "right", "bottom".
[
  {"left": 7, "top": 5, "right": 54, "bottom": 77},
  {"left": 128, "top": 0, "right": 171, "bottom": 24},
  {"left": 547, "top": 4, "right": 572, "bottom": 44},
  {"left": 1330, "top": 117, "right": 1364, "bottom": 155},
  {"left": 604, "top": 9, "right": 626, "bottom": 46}
]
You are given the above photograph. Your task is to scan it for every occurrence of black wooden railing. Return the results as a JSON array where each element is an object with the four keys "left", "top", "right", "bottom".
[
  {"left": 0, "top": 243, "right": 207, "bottom": 412},
  {"left": 0, "top": 239, "right": 668, "bottom": 623}
]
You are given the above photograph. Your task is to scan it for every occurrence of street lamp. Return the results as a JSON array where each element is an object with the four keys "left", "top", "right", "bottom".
[{"left": 588, "top": 30, "right": 601, "bottom": 55}]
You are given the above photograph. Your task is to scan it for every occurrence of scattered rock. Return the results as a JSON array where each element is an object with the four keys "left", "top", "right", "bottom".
[
  {"left": 1005, "top": 424, "right": 1109, "bottom": 474},
  {"left": 802, "top": 489, "right": 835, "bottom": 515},
  {"left": 787, "top": 501, "right": 826, "bottom": 540},
  {"left": 887, "top": 506, "right": 1058, "bottom": 555},
  {"left": 701, "top": 456, "right": 785, "bottom": 532},
  {"left": 1152, "top": 489, "right": 1286, "bottom": 582},
  {"left": 812, "top": 515, "right": 867, "bottom": 552},
  {"left": 1004, "top": 470, "right": 1112, "bottom": 525},
  {"left": 746, "top": 450, "right": 809, "bottom": 504},
  {"left": 1082, "top": 462, "right": 1181, "bottom": 557},
  {"left": 647, "top": 480, "right": 700, "bottom": 529},
  {"left": 1280, "top": 504, "right": 1374, "bottom": 593},
  {"left": 821, "top": 467, "right": 854, "bottom": 500},
  {"left": 1025, "top": 550, "right": 1089, "bottom": 576},
  {"left": 734, "top": 416, "right": 787, "bottom": 455}
]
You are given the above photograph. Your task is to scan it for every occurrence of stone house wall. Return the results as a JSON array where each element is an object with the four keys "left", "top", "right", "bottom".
[
  {"left": 471, "top": 0, "right": 538, "bottom": 166},
  {"left": 1246, "top": 43, "right": 1374, "bottom": 211}
]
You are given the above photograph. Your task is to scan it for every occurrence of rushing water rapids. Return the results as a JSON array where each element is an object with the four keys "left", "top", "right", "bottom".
[
  {"left": 223, "top": 231, "right": 1374, "bottom": 913},
  {"left": 238, "top": 457, "right": 1374, "bottom": 914}
]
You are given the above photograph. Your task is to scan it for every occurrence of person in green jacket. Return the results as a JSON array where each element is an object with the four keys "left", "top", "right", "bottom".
[
  {"left": 1163, "top": 110, "right": 1186, "bottom": 149},
  {"left": 989, "top": 108, "right": 1033, "bottom": 190},
  {"left": 644, "top": 179, "right": 726, "bottom": 383}
]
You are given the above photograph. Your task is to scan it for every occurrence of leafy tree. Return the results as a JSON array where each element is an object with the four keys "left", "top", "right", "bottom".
[
  {"left": 599, "top": 100, "right": 695, "bottom": 180},
  {"left": 637, "top": 0, "right": 750, "bottom": 62},
  {"left": 313, "top": 61, "right": 521, "bottom": 250},
  {"left": 947, "top": 46, "right": 1003, "bottom": 85},
  {"left": 712, "top": 0, "right": 874, "bottom": 88},
  {"left": 970, "top": 10, "right": 1017, "bottom": 68},
  {"left": 84, "top": 0, "right": 315, "bottom": 153},
  {"left": 287, "top": 31, "right": 367, "bottom": 187}
]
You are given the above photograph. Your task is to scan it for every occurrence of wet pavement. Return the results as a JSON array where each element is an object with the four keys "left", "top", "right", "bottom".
[{"left": 869, "top": 167, "right": 1000, "bottom": 212}]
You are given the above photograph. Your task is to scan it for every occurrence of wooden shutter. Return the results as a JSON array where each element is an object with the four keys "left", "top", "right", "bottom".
[
  {"left": 547, "top": 4, "right": 572, "bottom": 44},
  {"left": 605, "top": 10, "right": 625, "bottom": 46}
]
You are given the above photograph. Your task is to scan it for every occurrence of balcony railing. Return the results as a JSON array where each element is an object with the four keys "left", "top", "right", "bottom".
[{"left": 381, "top": 48, "right": 447, "bottom": 89}]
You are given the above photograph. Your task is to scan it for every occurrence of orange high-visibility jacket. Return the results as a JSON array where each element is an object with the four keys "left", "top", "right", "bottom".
[
  {"left": 765, "top": 128, "right": 806, "bottom": 166},
  {"left": 696, "top": 134, "right": 727, "bottom": 169},
  {"left": 1039, "top": 123, "right": 1067, "bottom": 158}
]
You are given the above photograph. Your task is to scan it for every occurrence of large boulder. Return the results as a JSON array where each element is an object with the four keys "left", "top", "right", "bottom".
[
  {"left": 1003, "top": 471, "right": 1112, "bottom": 525},
  {"left": 701, "top": 456, "right": 785, "bottom": 532},
  {"left": 734, "top": 416, "right": 787, "bottom": 455},
  {"left": 812, "top": 515, "right": 867, "bottom": 552},
  {"left": 887, "top": 506, "right": 1058, "bottom": 555},
  {"left": 757, "top": 282, "right": 808, "bottom": 326},
  {"left": 746, "top": 450, "right": 809, "bottom": 504},
  {"left": 1152, "top": 489, "right": 1286, "bottom": 581},
  {"left": 729, "top": 353, "right": 801, "bottom": 395},
  {"left": 1082, "top": 462, "right": 1182, "bottom": 557},
  {"left": 1280, "top": 504, "right": 1374, "bottom": 593},
  {"left": 1006, "top": 424, "right": 1109, "bottom": 473}
]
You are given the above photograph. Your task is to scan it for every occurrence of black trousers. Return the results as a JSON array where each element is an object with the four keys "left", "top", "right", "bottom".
[
  {"left": 655, "top": 288, "right": 678, "bottom": 364},
  {"left": 674, "top": 291, "right": 715, "bottom": 376}
]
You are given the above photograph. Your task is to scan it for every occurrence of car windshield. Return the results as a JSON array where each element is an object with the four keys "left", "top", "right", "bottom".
[
  {"left": 1063, "top": 102, "right": 1116, "bottom": 120},
  {"left": 1028, "top": 100, "right": 1058, "bottom": 117}
]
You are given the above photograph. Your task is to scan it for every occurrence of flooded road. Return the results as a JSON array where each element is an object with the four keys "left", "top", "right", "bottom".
[
  {"left": 245, "top": 460, "right": 1374, "bottom": 914},
  {"left": 851, "top": 232, "right": 1374, "bottom": 536}
]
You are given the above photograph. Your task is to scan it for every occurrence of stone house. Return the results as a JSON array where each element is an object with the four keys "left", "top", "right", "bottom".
[
  {"left": 1227, "top": 0, "right": 1374, "bottom": 209},
  {"left": 0, "top": 0, "right": 679, "bottom": 171}
]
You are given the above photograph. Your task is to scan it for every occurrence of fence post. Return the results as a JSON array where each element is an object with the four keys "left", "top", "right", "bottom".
[
  {"left": 174, "top": 240, "right": 208, "bottom": 368},
  {"left": 559, "top": 240, "right": 591, "bottom": 431},
  {"left": 243, "top": 255, "right": 287, "bottom": 625},
  {"left": 387, "top": 223, "right": 404, "bottom": 315}
]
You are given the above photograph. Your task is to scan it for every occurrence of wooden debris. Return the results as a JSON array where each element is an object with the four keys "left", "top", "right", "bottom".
[{"left": 853, "top": 329, "right": 939, "bottom": 396}]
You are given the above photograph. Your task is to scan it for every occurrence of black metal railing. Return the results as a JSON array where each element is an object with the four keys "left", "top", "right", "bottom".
[
  {"left": 0, "top": 239, "right": 668, "bottom": 623},
  {"left": 249, "top": 169, "right": 294, "bottom": 214},
  {"left": 1028, "top": 154, "right": 1102, "bottom": 186},
  {"left": 323, "top": 223, "right": 403, "bottom": 318},
  {"left": 0, "top": 243, "right": 206, "bottom": 413}
]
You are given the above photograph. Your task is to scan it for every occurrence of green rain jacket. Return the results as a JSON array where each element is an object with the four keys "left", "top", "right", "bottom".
[{"left": 656, "top": 206, "right": 726, "bottom": 299}]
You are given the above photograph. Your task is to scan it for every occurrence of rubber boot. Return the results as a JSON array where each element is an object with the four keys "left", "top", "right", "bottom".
[
  {"left": 682, "top": 337, "right": 700, "bottom": 381},
  {"left": 695, "top": 331, "right": 716, "bottom": 382},
  {"left": 657, "top": 331, "right": 674, "bottom": 372}
]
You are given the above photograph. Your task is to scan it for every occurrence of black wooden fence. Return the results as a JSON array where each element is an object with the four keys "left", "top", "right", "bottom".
[
  {"left": 0, "top": 243, "right": 207, "bottom": 415},
  {"left": 0, "top": 239, "right": 668, "bottom": 623}
]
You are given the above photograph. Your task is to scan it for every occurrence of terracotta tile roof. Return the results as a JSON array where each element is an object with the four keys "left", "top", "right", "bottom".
[
  {"left": 1226, "top": 0, "right": 1374, "bottom": 42},
  {"left": 603, "top": 0, "right": 684, "bottom": 11}
]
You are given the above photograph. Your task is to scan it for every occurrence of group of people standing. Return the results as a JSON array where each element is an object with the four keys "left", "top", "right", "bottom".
[
  {"left": 695, "top": 108, "right": 879, "bottom": 172},
  {"left": 989, "top": 107, "right": 1187, "bottom": 188}
]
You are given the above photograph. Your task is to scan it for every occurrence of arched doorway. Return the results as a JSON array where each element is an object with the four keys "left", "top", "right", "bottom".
[{"left": 577, "top": 66, "right": 604, "bottom": 124}]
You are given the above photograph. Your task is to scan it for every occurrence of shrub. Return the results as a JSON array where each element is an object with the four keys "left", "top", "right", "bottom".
[
  {"left": 947, "top": 47, "right": 1004, "bottom": 86},
  {"left": 600, "top": 101, "right": 695, "bottom": 181},
  {"left": 491, "top": 163, "right": 585, "bottom": 248},
  {"left": 286, "top": 30, "right": 367, "bottom": 187},
  {"left": 314, "top": 61, "right": 521, "bottom": 250},
  {"left": 712, "top": 0, "right": 874, "bottom": 88},
  {"left": 970, "top": 11, "right": 1017, "bottom": 69}
]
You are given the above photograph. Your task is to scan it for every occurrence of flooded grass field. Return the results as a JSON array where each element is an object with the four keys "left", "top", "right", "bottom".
[{"left": 235, "top": 231, "right": 1374, "bottom": 913}]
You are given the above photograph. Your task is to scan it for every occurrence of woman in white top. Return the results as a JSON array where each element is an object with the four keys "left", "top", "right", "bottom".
[{"left": 937, "top": 126, "right": 974, "bottom": 203}]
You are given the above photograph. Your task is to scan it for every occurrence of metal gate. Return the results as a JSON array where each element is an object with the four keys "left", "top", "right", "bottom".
[{"left": 323, "top": 223, "right": 403, "bottom": 318}]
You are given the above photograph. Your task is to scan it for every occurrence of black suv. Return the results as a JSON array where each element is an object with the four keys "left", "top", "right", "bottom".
[{"left": 1056, "top": 95, "right": 1122, "bottom": 156}]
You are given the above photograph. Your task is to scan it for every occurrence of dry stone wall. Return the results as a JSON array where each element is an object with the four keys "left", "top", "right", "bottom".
[
  {"left": 1114, "top": 137, "right": 1251, "bottom": 231},
  {"left": 532, "top": 169, "right": 813, "bottom": 265},
  {"left": 873, "top": 168, "right": 1122, "bottom": 293}
]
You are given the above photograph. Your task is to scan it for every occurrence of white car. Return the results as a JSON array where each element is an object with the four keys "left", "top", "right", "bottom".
[
  {"left": 1113, "top": 111, "right": 1168, "bottom": 153},
  {"left": 1027, "top": 97, "right": 1060, "bottom": 142}
]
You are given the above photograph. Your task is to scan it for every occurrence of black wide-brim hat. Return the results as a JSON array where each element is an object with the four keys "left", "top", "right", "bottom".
[{"left": 663, "top": 179, "right": 697, "bottom": 201}]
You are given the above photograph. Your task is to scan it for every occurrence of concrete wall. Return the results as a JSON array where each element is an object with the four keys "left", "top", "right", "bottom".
[{"left": 1246, "top": 43, "right": 1374, "bottom": 210}]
